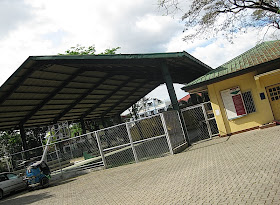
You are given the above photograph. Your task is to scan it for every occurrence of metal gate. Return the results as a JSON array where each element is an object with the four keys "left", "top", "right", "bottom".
[{"left": 181, "top": 102, "right": 219, "bottom": 144}]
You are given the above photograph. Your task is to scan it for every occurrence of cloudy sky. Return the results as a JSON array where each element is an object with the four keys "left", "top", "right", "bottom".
[{"left": 0, "top": 0, "right": 279, "bottom": 101}]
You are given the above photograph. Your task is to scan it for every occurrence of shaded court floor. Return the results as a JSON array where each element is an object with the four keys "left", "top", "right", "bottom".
[{"left": 2, "top": 126, "right": 280, "bottom": 204}]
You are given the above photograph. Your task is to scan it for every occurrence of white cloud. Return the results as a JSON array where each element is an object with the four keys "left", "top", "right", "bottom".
[
  {"left": 0, "top": 0, "right": 279, "bottom": 103},
  {"left": 0, "top": 0, "right": 184, "bottom": 86},
  {"left": 0, "top": 0, "right": 33, "bottom": 38},
  {"left": 166, "top": 26, "right": 280, "bottom": 69},
  {"left": 190, "top": 32, "right": 257, "bottom": 68}
]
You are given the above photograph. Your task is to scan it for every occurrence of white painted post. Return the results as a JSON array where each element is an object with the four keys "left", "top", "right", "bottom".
[
  {"left": 126, "top": 122, "right": 139, "bottom": 163},
  {"left": 54, "top": 143, "right": 63, "bottom": 175},
  {"left": 176, "top": 111, "right": 190, "bottom": 144},
  {"left": 202, "top": 103, "right": 213, "bottom": 138},
  {"left": 95, "top": 131, "right": 107, "bottom": 169},
  {"left": 160, "top": 113, "right": 174, "bottom": 155}
]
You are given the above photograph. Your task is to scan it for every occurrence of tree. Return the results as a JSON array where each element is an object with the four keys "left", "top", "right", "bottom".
[
  {"left": 128, "top": 103, "right": 140, "bottom": 120},
  {"left": 70, "top": 123, "right": 82, "bottom": 137},
  {"left": 100, "top": 47, "right": 121, "bottom": 55},
  {"left": 59, "top": 45, "right": 120, "bottom": 55},
  {"left": 158, "top": 0, "right": 280, "bottom": 41},
  {"left": 128, "top": 97, "right": 150, "bottom": 120},
  {"left": 0, "top": 131, "right": 22, "bottom": 154}
]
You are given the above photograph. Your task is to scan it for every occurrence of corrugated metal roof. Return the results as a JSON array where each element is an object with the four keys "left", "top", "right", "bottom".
[
  {"left": 0, "top": 52, "right": 212, "bottom": 130},
  {"left": 182, "top": 40, "right": 280, "bottom": 91}
]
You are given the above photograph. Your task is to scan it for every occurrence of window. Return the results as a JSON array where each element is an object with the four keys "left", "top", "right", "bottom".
[
  {"left": 242, "top": 91, "right": 256, "bottom": 114},
  {"left": 6, "top": 173, "right": 18, "bottom": 180},
  {"left": 268, "top": 86, "right": 280, "bottom": 101}
]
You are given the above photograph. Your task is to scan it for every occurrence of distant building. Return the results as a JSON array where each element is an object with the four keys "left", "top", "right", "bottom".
[
  {"left": 178, "top": 94, "right": 192, "bottom": 103},
  {"left": 137, "top": 98, "right": 170, "bottom": 119},
  {"left": 178, "top": 93, "right": 204, "bottom": 108}
]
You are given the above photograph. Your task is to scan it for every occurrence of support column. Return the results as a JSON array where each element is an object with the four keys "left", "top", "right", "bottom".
[
  {"left": 19, "top": 124, "right": 30, "bottom": 160},
  {"left": 160, "top": 114, "right": 174, "bottom": 155},
  {"left": 161, "top": 62, "right": 191, "bottom": 146},
  {"left": 126, "top": 123, "right": 138, "bottom": 163},
  {"left": 115, "top": 115, "right": 122, "bottom": 124},
  {"left": 161, "top": 62, "right": 180, "bottom": 111},
  {"left": 80, "top": 118, "right": 86, "bottom": 134},
  {"left": 54, "top": 143, "right": 63, "bottom": 175},
  {"left": 95, "top": 131, "right": 107, "bottom": 168},
  {"left": 101, "top": 117, "right": 106, "bottom": 128},
  {"left": 19, "top": 124, "right": 28, "bottom": 151}
]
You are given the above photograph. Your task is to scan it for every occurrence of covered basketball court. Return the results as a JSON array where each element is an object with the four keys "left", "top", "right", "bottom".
[{"left": 0, "top": 52, "right": 212, "bottom": 150}]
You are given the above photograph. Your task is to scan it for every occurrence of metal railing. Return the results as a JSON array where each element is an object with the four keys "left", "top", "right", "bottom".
[
  {"left": 3, "top": 110, "right": 187, "bottom": 175},
  {"left": 181, "top": 102, "right": 219, "bottom": 144}
]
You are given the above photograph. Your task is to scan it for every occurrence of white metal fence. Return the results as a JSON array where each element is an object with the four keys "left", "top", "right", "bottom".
[
  {"left": 161, "top": 111, "right": 187, "bottom": 151},
  {"left": 4, "top": 110, "right": 187, "bottom": 175},
  {"left": 181, "top": 102, "right": 219, "bottom": 144}
]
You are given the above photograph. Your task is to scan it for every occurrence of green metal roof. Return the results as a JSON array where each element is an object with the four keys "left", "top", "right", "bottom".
[
  {"left": 182, "top": 40, "right": 280, "bottom": 91},
  {"left": 0, "top": 51, "right": 212, "bottom": 130}
]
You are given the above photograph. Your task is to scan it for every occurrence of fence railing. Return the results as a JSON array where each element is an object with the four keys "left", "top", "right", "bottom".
[
  {"left": 3, "top": 110, "right": 187, "bottom": 175},
  {"left": 181, "top": 102, "right": 219, "bottom": 144}
]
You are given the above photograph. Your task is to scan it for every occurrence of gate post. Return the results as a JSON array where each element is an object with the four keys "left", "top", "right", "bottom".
[
  {"left": 201, "top": 103, "right": 213, "bottom": 138},
  {"left": 160, "top": 113, "right": 174, "bottom": 155},
  {"left": 54, "top": 143, "right": 63, "bottom": 175},
  {"left": 126, "top": 122, "right": 139, "bottom": 163},
  {"left": 176, "top": 111, "right": 190, "bottom": 144},
  {"left": 95, "top": 131, "right": 107, "bottom": 169}
]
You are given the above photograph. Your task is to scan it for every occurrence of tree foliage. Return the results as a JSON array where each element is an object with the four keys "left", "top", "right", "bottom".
[
  {"left": 100, "top": 47, "right": 121, "bottom": 55},
  {"left": 128, "top": 97, "right": 150, "bottom": 120},
  {"left": 59, "top": 45, "right": 121, "bottom": 55},
  {"left": 0, "top": 131, "right": 22, "bottom": 154},
  {"left": 159, "top": 0, "right": 280, "bottom": 40},
  {"left": 70, "top": 123, "right": 83, "bottom": 137}
]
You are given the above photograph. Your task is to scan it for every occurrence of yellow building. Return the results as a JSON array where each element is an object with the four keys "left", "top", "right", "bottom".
[{"left": 182, "top": 40, "right": 280, "bottom": 136}]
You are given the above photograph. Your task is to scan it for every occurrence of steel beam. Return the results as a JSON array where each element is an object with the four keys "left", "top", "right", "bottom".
[
  {"left": 20, "top": 69, "right": 82, "bottom": 126},
  {"left": 114, "top": 82, "right": 161, "bottom": 117},
  {"left": 81, "top": 78, "right": 132, "bottom": 119},
  {"left": 101, "top": 79, "right": 151, "bottom": 117},
  {"left": 53, "top": 74, "right": 111, "bottom": 123},
  {"left": 0, "top": 60, "right": 38, "bottom": 105}
]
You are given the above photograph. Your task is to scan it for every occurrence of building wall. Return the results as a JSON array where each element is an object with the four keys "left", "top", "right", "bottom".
[
  {"left": 207, "top": 71, "right": 276, "bottom": 136},
  {"left": 257, "top": 69, "right": 280, "bottom": 120}
]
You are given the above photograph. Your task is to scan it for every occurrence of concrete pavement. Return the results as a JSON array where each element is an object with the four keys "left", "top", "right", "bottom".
[{"left": 2, "top": 126, "right": 280, "bottom": 204}]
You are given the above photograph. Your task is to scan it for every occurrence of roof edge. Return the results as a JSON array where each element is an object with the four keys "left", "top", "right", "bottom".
[
  {"left": 0, "top": 56, "right": 35, "bottom": 88},
  {"left": 31, "top": 51, "right": 188, "bottom": 60},
  {"left": 182, "top": 58, "right": 280, "bottom": 92},
  {"left": 28, "top": 51, "right": 212, "bottom": 70}
]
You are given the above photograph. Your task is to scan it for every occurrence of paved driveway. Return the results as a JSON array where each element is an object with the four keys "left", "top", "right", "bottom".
[{"left": 2, "top": 126, "right": 280, "bottom": 204}]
